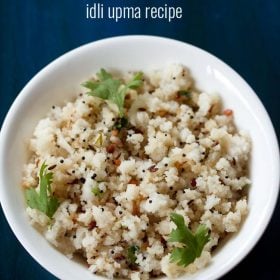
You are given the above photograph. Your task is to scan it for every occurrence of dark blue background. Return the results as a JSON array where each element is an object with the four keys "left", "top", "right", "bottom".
[{"left": 0, "top": 0, "right": 279, "bottom": 279}]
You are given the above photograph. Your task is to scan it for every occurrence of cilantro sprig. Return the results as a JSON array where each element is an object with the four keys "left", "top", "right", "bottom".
[
  {"left": 113, "top": 116, "right": 129, "bottom": 130},
  {"left": 82, "top": 69, "right": 143, "bottom": 117},
  {"left": 25, "top": 163, "right": 60, "bottom": 218},
  {"left": 178, "top": 90, "right": 191, "bottom": 98},
  {"left": 168, "top": 213, "right": 210, "bottom": 267},
  {"left": 127, "top": 245, "right": 139, "bottom": 265},
  {"left": 91, "top": 184, "right": 103, "bottom": 197}
]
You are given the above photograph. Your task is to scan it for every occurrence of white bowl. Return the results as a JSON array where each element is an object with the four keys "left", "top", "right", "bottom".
[{"left": 0, "top": 36, "right": 279, "bottom": 280}]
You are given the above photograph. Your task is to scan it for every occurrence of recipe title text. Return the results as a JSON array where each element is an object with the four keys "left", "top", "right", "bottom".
[{"left": 86, "top": 3, "right": 183, "bottom": 22}]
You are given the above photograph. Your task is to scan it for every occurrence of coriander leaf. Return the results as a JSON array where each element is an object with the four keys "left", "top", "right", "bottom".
[
  {"left": 168, "top": 213, "right": 210, "bottom": 267},
  {"left": 194, "top": 224, "right": 210, "bottom": 256},
  {"left": 125, "top": 72, "right": 143, "bottom": 89},
  {"left": 110, "top": 86, "right": 126, "bottom": 116},
  {"left": 127, "top": 245, "right": 139, "bottom": 265},
  {"left": 114, "top": 116, "right": 128, "bottom": 130},
  {"left": 169, "top": 213, "right": 196, "bottom": 250},
  {"left": 97, "top": 68, "right": 113, "bottom": 80},
  {"left": 178, "top": 90, "right": 191, "bottom": 97},
  {"left": 47, "top": 196, "right": 60, "bottom": 218},
  {"left": 170, "top": 247, "right": 196, "bottom": 267},
  {"left": 83, "top": 69, "right": 143, "bottom": 117},
  {"left": 25, "top": 163, "right": 60, "bottom": 218},
  {"left": 25, "top": 188, "right": 42, "bottom": 210},
  {"left": 82, "top": 80, "right": 99, "bottom": 91},
  {"left": 91, "top": 185, "right": 102, "bottom": 197}
]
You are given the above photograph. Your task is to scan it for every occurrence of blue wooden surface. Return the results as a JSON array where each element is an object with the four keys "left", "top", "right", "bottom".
[{"left": 0, "top": 0, "right": 279, "bottom": 279}]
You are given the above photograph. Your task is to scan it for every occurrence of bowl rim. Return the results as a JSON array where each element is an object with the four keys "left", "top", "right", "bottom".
[{"left": 0, "top": 35, "right": 279, "bottom": 280}]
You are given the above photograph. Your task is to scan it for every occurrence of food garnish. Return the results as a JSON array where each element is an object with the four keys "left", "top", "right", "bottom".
[
  {"left": 83, "top": 69, "right": 143, "bottom": 117},
  {"left": 25, "top": 163, "right": 59, "bottom": 218},
  {"left": 178, "top": 90, "right": 191, "bottom": 98},
  {"left": 91, "top": 184, "right": 103, "bottom": 197},
  {"left": 168, "top": 213, "right": 210, "bottom": 267},
  {"left": 127, "top": 245, "right": 139, "bottom": 265}
]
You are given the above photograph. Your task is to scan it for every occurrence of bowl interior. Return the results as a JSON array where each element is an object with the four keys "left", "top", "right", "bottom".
[{"left": 0, "top": 36, "right": 279, "bottom": 280}]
